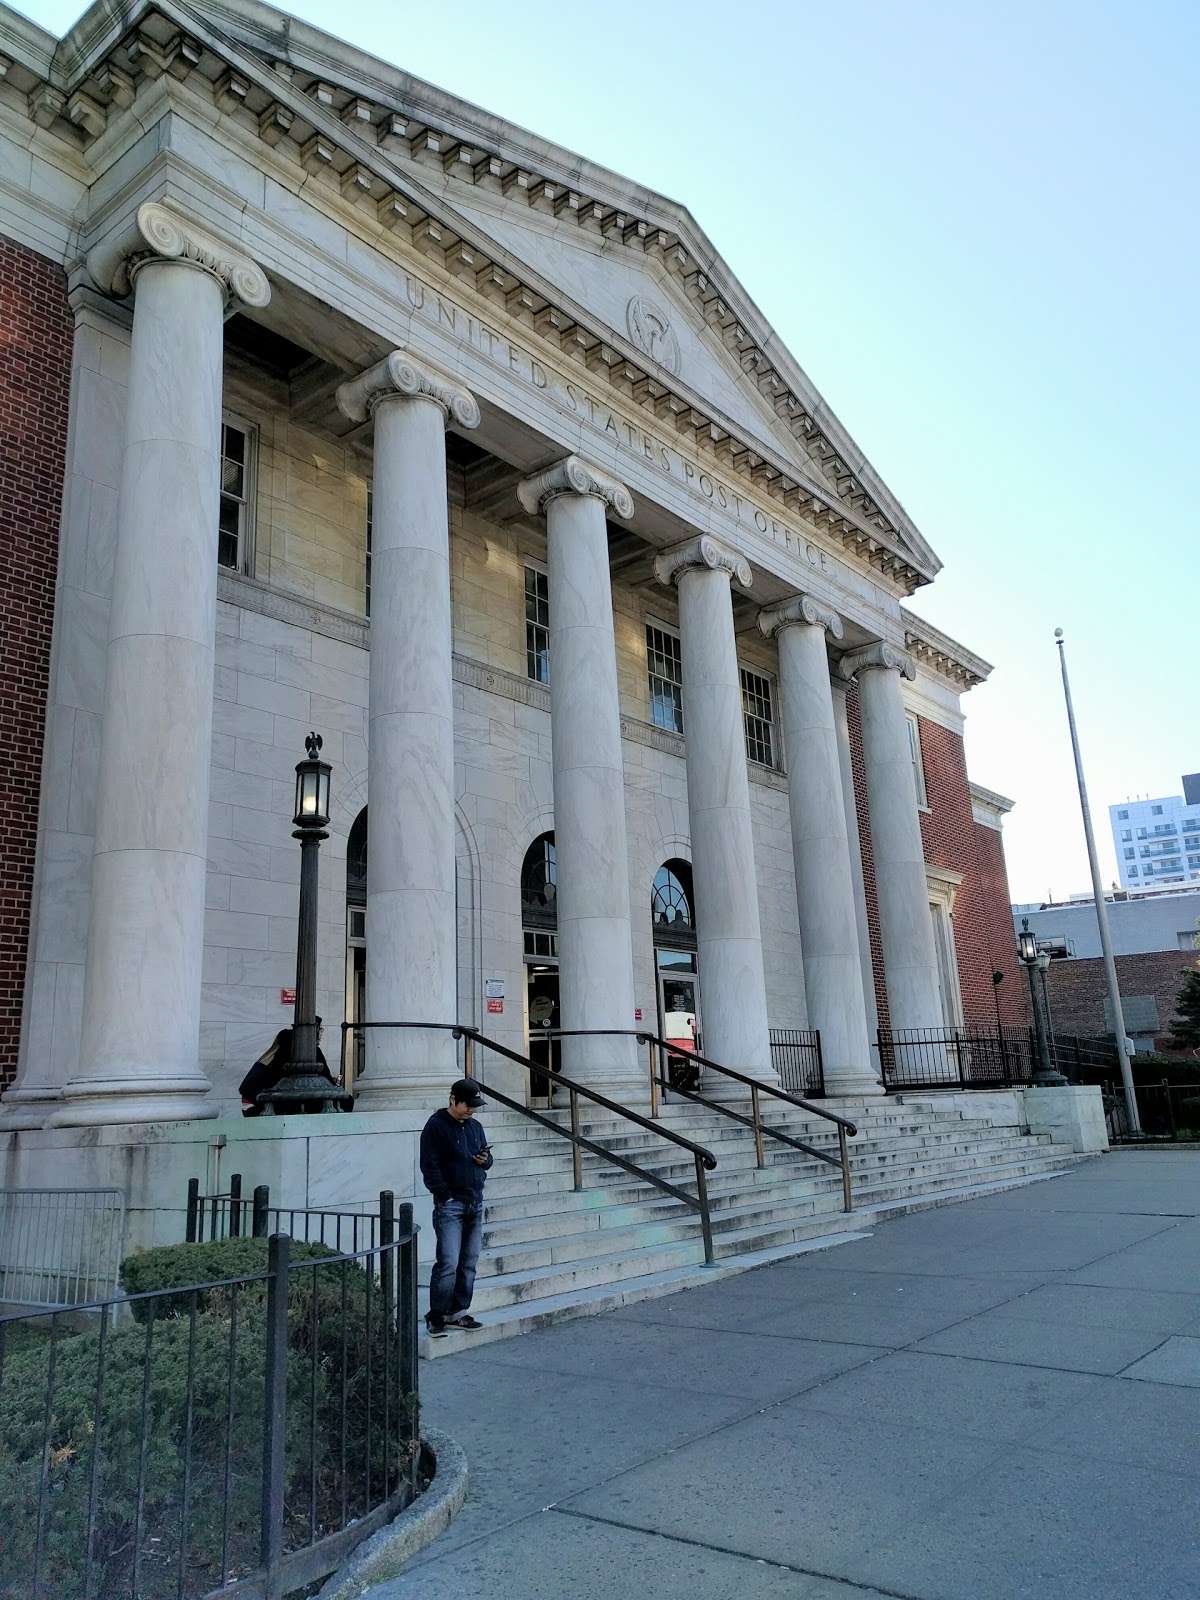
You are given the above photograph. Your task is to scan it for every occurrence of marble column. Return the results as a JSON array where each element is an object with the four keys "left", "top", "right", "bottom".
[
  {"left": 840, "top": 642, "right": 943, "bottom": 1036},
  {"left": 517, "top": 458, "right": 641, "bottom": 1097},
  {"left": 758, "top": 597, "right": 880, "bottom": 1095},
  {"left": 831, "top": 677, "right": 880, "bottom": 1043},
  {"left": 337, "top": 351, "right": 480, "bottom": 1105},
  {"left": 53, "top": 204, "right": 270, "bottom": 1126},
  {"left": 655, "top": 535, "right": 774, "bottom": 1085}
]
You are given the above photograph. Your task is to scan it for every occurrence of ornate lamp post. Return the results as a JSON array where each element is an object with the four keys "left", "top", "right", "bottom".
[
  {"left": 260, "top": 733, "right": 349, "bottom": 1113},
  {"left": 1018, "top": 918, "right": 1066, "bottom": 1086}
]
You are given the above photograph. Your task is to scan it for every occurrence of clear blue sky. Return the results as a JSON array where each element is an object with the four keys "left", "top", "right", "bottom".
[{"left": 29, "top": 0, "right": 1200, "bottom": 902}]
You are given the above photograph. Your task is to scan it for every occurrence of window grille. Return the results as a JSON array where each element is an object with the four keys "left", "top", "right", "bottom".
[
  {"left": 740, "top": 667, "right": 775, "bottom": 767},
  {"left": 647, "top": 623, "right": 684, "bottom": 732},
  {"left": 525, "top": 565, "right": 550, "bottom": 683}
]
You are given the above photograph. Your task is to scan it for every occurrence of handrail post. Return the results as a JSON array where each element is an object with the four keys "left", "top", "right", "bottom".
[
  {"left": 379, "top": 1189, "right": 395, "bottom": 1316},
  {"left": 185, "top": 1177, "right": 199, "bottom": 1244},
  {"left": 570, "top": 1089, "right": 582, "bottom": 1190},
  {"left": 229, "top": 1173, "right": 242, "bottom": 1239},
  {"left": 694, "top": 1155, "right": 715, "bottom": 1266},
  {"left": 751, "top": 1084, "right": 764, "bottom": 1168},
  {"left": 838, "top": 1125, "right": 853, "bottom": 1212},
  {"left": 648, "top": 1037, "right": 659, "bottom": 1118},
  {"left": 260, "top": 1232, "right": 290, "bottom": 1588},
  {"left": 463, "top": 1033, "right": 475, "bottom": 1080},
  {"left": 252, "top": 1185, "right": 270, "bottom": 1239}
]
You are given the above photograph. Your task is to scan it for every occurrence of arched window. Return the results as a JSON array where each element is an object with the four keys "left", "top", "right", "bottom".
[
  {"left": 521, "top": 833, "right": 557, "bottom": 959},
  {"left": 347, "top": 808, "right": 368, "bottom": 905},
  {"left": 652, "top": 859, "right": 696, "bottom": 949}
]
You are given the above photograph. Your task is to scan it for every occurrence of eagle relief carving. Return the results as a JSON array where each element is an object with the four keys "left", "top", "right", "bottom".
[{"left": 626, "top": 296, "right": 681, "bottom": 376}]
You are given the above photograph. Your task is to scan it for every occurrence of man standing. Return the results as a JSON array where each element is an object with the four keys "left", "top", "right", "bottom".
[{"left": 419, "top": 1078, "right": 493, "bottom": 1337}]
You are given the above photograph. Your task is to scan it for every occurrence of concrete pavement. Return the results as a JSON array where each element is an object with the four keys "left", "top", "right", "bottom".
[{"left": 370, "top": 1150, "right": 1200, "bottom": 1599}]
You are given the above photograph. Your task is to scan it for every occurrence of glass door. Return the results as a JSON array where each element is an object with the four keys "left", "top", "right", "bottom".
[{"left": 657, "top": 952, "right": 701, "bottom": 1093}]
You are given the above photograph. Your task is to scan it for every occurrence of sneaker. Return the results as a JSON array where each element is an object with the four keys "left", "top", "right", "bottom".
[
  {"left": 425, "top": 1315, "right": 449, "bottom": 1339},
  {"left": 447, "top": 1313, "right": 483, "bottom": 1331}
]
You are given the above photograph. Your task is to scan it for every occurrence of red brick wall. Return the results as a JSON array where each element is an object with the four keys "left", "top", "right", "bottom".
[
  {"left": 1046, "top": 950, "right": 1195, "bottom": 1047},
  {"left": 0, "top": 236, "right": 73, "bottom": 1089},
  {"left": 916, "top": 717, "right": 1027, "bottom": 1028}
]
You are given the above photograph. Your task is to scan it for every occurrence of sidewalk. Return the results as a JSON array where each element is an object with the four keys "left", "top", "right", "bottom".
[{"left": 371, "top": 1150, "right": 1200, "bottom": 1599}]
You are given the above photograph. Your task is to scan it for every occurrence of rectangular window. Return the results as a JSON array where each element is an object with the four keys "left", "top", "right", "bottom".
[
  {"left": 1124, "top": 848, "right": 1135, "bottom": 860},
  {"left": 525, "top": 564, "right": 550, "bottom": 684},
  {"left": 1118, "top": 809, "right": 1129, "bottom": 820},
  {"left": 906, "top": 714, "right": 928, "bottom": 807},
  {"left": 1129, "top": 866, "right": 1139, "bottom": 876},
  {"left": 1153, "top": 804, "right": 1163, "bottom": 815},
  {"left": 365, "top": 490, "right": 373, "bottom": 618},
  {"left": 646, "top": 622, "right": 684, "bottom": 733},
  {"left": 1121, "top": 829, "right": 1132, "bottom": 841},
  {"left": 218, "top": 417, "right": 256, "bottom": 573},
  {"left": 740, "top": 667, "right": 775, "bottom": 767}
]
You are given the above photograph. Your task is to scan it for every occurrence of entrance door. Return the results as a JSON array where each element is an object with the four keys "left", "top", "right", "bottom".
[
  {"left": 526, "top": 966, "right": 561, "bottom": 1104},
  {"left": 345, "top": 905, "right": 366, "bottom": 1095},
  {"left": 657, "top": 954, "right": 701, "bottom": 1092}
]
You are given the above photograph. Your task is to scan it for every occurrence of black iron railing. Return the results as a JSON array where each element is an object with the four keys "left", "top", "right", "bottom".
[
  {"left": 877, "top": 1026, "right": 1035, "bottom": 1091},
  {"left": 0, "top": 1214, "right": 420, "bottom": 1600},
  {"left": 186, "top": 1179, "right": 388, "bottom": 1253},
  {"left": 1103, "top": 1079, "right": 1200, "bottom": 1144},
  {"left": 346, "top": 1021, "right": 720, "bottom": 1265},
  {"left": 768, "top": 1028, "right": 825, "bottom": 1097}
]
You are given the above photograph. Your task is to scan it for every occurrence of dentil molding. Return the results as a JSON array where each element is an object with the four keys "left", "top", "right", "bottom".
[
  {"left": 337, "top": 349, "right": 481, "bottom": 429},
  {"left": 87, "top": 201, "right": 271, "bottom": 310},
  {"left": 838, "top": 641, "right": 916, "bottom": 681},
  {"left": 757, "top": 593, "right": 844, "bottom": 641},
  {"left": 516, "top": 455, "right": 635, "bottom": 519},
  {"left": 654, "top": 533, "right": 752, "bottom": 591}
]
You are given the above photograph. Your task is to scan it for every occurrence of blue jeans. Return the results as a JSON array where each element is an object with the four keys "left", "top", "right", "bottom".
[{"left": 429, "top": 1197, "right": 483, "bottom": 1321}]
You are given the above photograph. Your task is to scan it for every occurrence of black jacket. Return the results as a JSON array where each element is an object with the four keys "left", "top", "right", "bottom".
[{"left": 419, "top": 1108, "right": 493, "bottom": 1204}]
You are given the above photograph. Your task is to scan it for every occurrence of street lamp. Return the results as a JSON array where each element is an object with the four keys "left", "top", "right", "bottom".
[
  {"left": 1018, "top": 918, "right": 1066, "bottom": 1086},
  {"left": 259, "top": 733, "right": 349, "bottom": 1113}
]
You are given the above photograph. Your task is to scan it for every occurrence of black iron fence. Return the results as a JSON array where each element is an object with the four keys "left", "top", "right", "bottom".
[
  {"left": 1103, "top": 1080, "right": 1200, "bottom": 1144},
  {"left": 186, "top": 1178, "right": 386, "bottom": 1252},
  {"left": 768, "top": 1029, "right": 825, "bottom": 1098},
  {"left": 877, "top": 1026, "right": 1036, "bottom": 1091},
  {"left": 0, "top": 1211, "right": 420, "bottom": 1600}
]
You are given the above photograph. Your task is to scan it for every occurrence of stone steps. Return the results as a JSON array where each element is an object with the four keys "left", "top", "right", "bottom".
[{"left": 417, "top": 1091, "right": 1093, "bottom": 1356}]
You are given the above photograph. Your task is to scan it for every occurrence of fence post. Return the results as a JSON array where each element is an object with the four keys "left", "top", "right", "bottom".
[
  {"left": 252, "top": 1185, "right": 270, "bottom": 1239},
  {"left": 229, "top": 1174, "right": 242, "bottom": 1239},
  {"left": 379, "top": 1190, "right": 395, "bottom": 1317},
  {"left": 396, "top": 1201, "right": 419, "bottom": 1479},
  {"left": 1164, "top": 1078, "right": 1177, "bottom": 1139},
  {"left": 260, "top": 1233, "right": 290, "bottom": 1590},
  {"left": 185, "top": 1178, "right": 199, "bottom": 1244}
]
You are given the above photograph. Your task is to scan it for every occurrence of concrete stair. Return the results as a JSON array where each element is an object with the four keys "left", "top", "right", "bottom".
[{"left": 419, "top": 1092, "right": 1091, "bottom": 1357}]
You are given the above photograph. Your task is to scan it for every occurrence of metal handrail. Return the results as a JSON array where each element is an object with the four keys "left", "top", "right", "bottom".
[
  {"left": 548, "top": 1027, "right": 856, "bottom": 1212},
  {"left": 342, "top": 1020, "right": 719, "bottom": 1264}
]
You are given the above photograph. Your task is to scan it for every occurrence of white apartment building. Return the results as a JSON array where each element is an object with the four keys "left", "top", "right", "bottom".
[{"left": 1110, "top": 775, "right": 1200, "bottom": 891}]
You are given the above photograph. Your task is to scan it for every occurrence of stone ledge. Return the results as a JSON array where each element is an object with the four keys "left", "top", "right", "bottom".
[{"left": 315, "top": 1426, "right": 468, "bottom": 1600}]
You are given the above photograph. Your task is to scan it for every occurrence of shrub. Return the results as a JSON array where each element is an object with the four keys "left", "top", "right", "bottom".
[{"left": 0, "top": 1238, "right": 417, "bottom": 1600}]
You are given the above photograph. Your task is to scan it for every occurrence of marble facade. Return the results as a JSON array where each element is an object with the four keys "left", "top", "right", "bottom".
[{"left": 0, "top": 0, "right": 1015, "bottom": 1149}]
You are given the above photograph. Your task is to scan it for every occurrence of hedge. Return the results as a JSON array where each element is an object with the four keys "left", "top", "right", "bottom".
[{"left": 0, "top": 1237, "right": 417, "bottom": 1600}]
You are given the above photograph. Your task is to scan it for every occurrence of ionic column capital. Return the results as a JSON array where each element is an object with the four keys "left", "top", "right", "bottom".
[
  {"left": 517, "top": 454, "right": 634, "bottom": 519},
  {"left": 839, "top": 640, "right": 916, "bottom": 682},
  {"left": 654, "top": 533, "right": 752, "bottom": 592},
  {"left": 757, "top": 593, "right": 844, "bottom": 642},
  {"left": 336, "top": 349, "right": 480, "bottom": 430},
  {"left": 87, "top": 201, "right": 270, "bottom": 311}
]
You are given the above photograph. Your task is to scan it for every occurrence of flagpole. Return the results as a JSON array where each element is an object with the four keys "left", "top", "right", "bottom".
[{"left": 1054, "top": 628, "right": 1141, "bottom": 1133}]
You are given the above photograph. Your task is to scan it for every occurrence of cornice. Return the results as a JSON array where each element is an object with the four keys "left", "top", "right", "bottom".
[
  {"left": 516, "top": 456, "right": 634, "bottom": 520},
  {"left": 87, "top": 198, "right": 271, "bottom": 307},
  {"left": 757, "top": 593, "right": 844, "bottom": 642},
  {"left": 23, "top": 0, "right": 934, "bottom": 597},
  {"left": 336, "top": 347, "right": 480, "bottom": 429},
  {"left": 839, "top": 641, "right": 916, "bottom": 682},
  {"left": 901, "top": 607, "right": 992, "bottom": 691},
  {"left": 654, "top": 534, "right": 753, "bottom": 592}
]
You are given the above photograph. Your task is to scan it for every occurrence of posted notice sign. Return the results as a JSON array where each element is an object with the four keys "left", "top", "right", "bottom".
[{"left": 487, "top": 997, "right": 504, "bottom": 1014}]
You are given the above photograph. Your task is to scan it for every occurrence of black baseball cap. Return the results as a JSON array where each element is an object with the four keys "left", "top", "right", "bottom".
[{"left": 450, "top": 1078, "right": 485, "bottom": 1107}]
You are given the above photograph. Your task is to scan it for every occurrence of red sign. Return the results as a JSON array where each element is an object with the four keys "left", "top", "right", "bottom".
[
  {"left": 634, "top": 1008, "right": 642, "bottom": 1022},
  {"left": 280, "top": 988, "right": 296, "bottom": 1005},
  {"left": 486, "top": 997, "right": 504, "bottom": 1014}
]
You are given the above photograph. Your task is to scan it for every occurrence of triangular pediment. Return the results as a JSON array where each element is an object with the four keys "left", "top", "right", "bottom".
[{"left": 44, "top": 0, "right": 941, "bottom": 588}]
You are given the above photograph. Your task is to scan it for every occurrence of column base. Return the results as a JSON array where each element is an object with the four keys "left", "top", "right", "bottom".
[
  {"left": 0, "top": 1088, "right": 63, "bottom": 1130},
  {"left": 48, "top": 1075, "right": 217, "bottom": 1127},
  {"left": 819, "top": 1072, "right": 886, "bottom": 1098}
]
